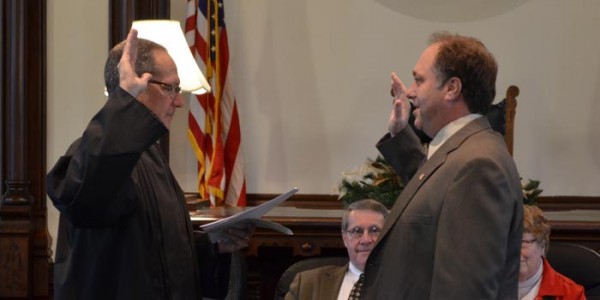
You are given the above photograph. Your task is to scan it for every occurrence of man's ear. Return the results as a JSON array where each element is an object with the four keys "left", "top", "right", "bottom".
[{"left": 444, "top": 77, "right": 462, "bottom": 101}]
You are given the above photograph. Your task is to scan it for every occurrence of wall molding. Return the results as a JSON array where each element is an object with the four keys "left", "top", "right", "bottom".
[
  {"left": 535, "top": 196, "right": 600, "bottom": 211},
  {"left": 243, "top": 193, "right": 600, "bottom": 211}
]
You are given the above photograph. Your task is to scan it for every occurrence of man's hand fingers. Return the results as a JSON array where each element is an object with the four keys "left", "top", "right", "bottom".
[
  {"left": 118, "top": 29, "right": 152, "bottom": 97},
  {"left": 390, "top": 72, "right": 408, "bottom": 100},
  {"left": 388, "top": 72, "right": 411, "bottom": 136},
  {"left": 120, "top": 29, "right": 137, "bottom": 71}
]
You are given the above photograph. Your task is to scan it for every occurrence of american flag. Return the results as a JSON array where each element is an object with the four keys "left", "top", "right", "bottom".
[{"left": 185, "top": 0, "right": 246, "bottom": 207}]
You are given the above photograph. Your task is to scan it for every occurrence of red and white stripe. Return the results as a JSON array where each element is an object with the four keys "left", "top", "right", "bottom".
[{"left": 185, "top": 0, "right": 246, "bottom": 207}]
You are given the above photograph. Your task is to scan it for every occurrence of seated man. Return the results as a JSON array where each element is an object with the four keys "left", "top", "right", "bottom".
[
  {"left": 285, "top": 199, "right": 388, "bottom": 300},
  {"left": 519, "top": 205, "right": 585, "bottom": 299}
]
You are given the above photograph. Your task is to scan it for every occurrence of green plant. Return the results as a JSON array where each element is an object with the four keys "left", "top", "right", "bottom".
[
  {"left": 337, "top": 156, "right": 404, "bottom": 209},
  {"left": 522, "top": 179, "right": 543, "bottom": 205},
  {"left": 338, "top": 156, "right": 543, "bottom": 208}
]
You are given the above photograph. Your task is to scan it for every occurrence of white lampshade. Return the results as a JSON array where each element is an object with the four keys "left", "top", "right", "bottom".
[{"left": 132, "top": 20, "right": 211, "bottom": 95}]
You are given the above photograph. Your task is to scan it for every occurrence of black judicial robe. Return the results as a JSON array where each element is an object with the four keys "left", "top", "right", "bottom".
[{"left": 47, "top": 88, "right": 228, "bottom": 300}]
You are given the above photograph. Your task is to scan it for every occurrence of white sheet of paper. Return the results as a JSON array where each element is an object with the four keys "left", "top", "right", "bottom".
[{"left": 200, "top": 187, "right": 299, "bottom": 243}]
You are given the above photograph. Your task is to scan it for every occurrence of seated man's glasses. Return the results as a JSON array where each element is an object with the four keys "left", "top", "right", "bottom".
[
  {"left": 148, "top": 79, "right": 182, "bottom": 98},
  {"left": 344, "top": 226, "right": 382, "bottom": 240}
]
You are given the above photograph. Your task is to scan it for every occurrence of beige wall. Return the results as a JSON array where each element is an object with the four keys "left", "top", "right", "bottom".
[
  {"left": 172, "top": 0, "right": 600, "bottom": 197},
  {"left": 47, "top": 0, "right": 600, "bottom": 257},
  {"left": 47, "top": 0, "right": 108, "bottom": 258}
]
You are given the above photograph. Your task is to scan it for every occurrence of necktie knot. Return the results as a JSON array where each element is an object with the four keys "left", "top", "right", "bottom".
[{"left": 348, "top": 273, "right": 364, "bottom": 300}]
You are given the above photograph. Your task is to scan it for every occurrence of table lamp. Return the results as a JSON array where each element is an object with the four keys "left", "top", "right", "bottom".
[{"left": 132, "top": 19, "right": 211, "bottom": 95}]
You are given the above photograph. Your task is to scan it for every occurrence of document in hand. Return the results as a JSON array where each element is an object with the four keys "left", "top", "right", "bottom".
[{"left": 200, "top": 187, "right": 299, "bottom": 243}]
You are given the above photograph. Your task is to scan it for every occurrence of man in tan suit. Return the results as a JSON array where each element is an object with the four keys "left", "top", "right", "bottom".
[{"left": 285, "top": 199, "right": 388, "bottom": 300}]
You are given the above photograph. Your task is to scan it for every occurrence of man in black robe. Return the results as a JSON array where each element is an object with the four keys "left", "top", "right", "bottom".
[{"left": 47, "top": 29, "right": 249, "bottom": 300}]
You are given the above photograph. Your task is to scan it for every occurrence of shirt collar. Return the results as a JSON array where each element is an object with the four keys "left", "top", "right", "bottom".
[
  {"left": 427, "top": 113, "right": 482, "bottom": 159},
  {"left": 348, "top": 262, "right": 362, "bottom": 278}
]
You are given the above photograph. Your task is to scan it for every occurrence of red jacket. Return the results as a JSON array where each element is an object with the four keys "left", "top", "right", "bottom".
[{"left": 535, "top": 258, "right": 586, "bottom": 300}]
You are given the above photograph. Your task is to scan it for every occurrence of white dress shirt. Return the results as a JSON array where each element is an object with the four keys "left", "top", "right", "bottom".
[{"left": 337, "top": 262, "right": 362, "bottom": 300}]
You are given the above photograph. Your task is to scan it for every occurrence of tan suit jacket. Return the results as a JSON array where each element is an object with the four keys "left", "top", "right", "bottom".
[{"left": 285, "top": 264, "right": 347, "bottom": 300}]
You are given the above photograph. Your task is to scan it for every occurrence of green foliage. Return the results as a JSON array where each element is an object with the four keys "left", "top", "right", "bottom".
[
  {"left": 338, "top": 156, "right": 543, "bottom": 209},
  {"left": 338, "top": 156, "right": 404, "bottom": 209},
  {"left": 522, "top": 179, "right": 543, "bottom": 205}
]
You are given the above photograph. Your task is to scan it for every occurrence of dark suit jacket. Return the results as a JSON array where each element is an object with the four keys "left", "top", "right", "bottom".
[
  {"left": 364, "top": 117, "right": 523, "bottom": 299},
  {"left": 285, "top": 264, "right": 347, "bottom": 300}
]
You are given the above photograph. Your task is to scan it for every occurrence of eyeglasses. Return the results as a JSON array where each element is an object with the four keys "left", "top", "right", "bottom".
[
  {"left": 344, "top": 226, "right": 382, "bottom": 240},
  {"left": 148, "top": 79, "right": 182, "bottom": 98},
  {"left": 521, "top": 238, "right": 537, "bottom": 249}
]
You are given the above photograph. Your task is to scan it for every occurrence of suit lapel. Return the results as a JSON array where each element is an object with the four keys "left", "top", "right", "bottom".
[
  {"left": 376, "top": 117, "right": 491, "bottom": 243},
  {"left": 319, "top": 264, "right": 348, "bottom": 299}
]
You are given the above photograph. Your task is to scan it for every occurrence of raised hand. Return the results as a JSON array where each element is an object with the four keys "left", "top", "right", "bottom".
[
  {"left": 118, "top": 29, "right": 152, "bottom": 97},
  {"left": 388, "top": 72, "right": 412, "bottom": 136}
]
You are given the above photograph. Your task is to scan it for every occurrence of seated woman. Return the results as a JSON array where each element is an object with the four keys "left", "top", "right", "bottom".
[{"left": 519, "top": 205, "right": 586, "bottom": 299}]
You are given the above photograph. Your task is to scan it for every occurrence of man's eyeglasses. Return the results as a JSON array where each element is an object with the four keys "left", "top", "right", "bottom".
[
  {"left": 521, "top": 238, "right": 537, "bottom": 249},
  {"left": 148, "top": 79, "right": 182, "bottom": 98},
  {"left": 344, "top": 226, "right": 382, "bottom": 240}
]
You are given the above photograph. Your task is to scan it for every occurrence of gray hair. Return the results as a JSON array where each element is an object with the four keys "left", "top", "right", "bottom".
[{"left": 341, "top": 199, "right": 389, "bottom": 231}]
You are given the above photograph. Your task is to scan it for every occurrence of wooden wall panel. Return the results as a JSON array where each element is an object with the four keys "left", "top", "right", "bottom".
[
  {"left": 0, "top": 0, "right": 48, "bottom": 298},
  {"left": 0, "top": 228, "right": 30, "bottom": 297},
  {"left": 109, "top": 0, "right": 170, "bottom": 48}
]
